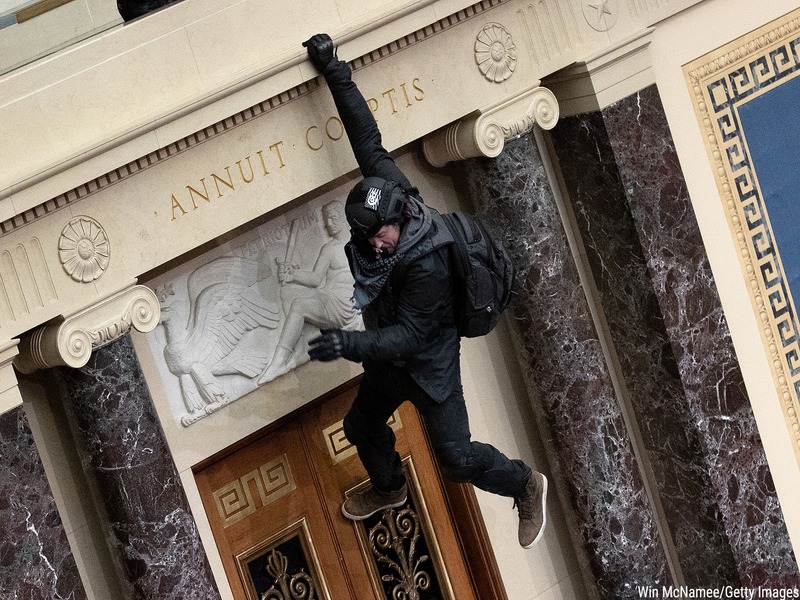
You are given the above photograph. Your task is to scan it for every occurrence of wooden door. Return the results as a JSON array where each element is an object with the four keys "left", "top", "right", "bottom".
[{"left": 194, "top": 379, "right": 479, "bottom": 600}]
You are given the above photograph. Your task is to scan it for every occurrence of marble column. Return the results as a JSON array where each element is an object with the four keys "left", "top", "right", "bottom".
[
  {"left": 51, "top": 333, "right": 220, "bottom": 599},
  {"left": 0, "top": 405, "right": 87, "bottom": 600},
  {"left": 549, "top": 84, "right": 799, "bottom": 586},
  {"left": 462, "top": 133, "right": 671, "bottom": 598}
]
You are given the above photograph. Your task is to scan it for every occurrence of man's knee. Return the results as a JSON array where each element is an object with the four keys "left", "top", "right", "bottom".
[
  {"left": 343, "top": 409, "right": 364, "bottom": 444},
  {"left": 343, "top": 404, "right": 386, "bottom": 442},
  {"left": 436, "top": 442, "right": 478, "bottom": 483}
]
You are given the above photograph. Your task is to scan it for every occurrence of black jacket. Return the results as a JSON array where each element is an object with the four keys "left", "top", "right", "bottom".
[{"left": 321, "top": 59, "right": 461, "bottom": 402}]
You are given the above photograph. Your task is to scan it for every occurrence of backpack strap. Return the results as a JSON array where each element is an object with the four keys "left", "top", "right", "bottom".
[{"left": 429, "top": 209, "right": 455, "bottom": 249}]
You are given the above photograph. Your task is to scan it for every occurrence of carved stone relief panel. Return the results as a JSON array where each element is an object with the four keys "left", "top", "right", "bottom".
[{"left": 142, "top": 194, "right": 362, "bottom": 427}]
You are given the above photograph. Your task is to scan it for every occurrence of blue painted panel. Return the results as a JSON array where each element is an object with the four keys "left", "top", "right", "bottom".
[{"left": 738, "top": 75, "right": 800, "bottom": 297}]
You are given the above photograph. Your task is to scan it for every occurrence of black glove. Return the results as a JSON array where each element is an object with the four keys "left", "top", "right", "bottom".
[
  {"left": 302, "top": 33, "right": 337, "bottom": 73},
  {"left": 308, "top": 329, "right": 344, "bottom": 362}
]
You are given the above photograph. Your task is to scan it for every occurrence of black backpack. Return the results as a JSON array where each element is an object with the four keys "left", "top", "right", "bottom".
[{"left": 439, "top": 212, "right": 516, "bottom": 338}]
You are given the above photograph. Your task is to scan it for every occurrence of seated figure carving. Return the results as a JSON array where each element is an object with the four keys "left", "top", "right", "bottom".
[{"left": 258, "top": 200, "right": 362, "bottom": 384}]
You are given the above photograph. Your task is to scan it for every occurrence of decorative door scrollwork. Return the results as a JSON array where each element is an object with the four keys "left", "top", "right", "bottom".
[
  {"left": 368, "top": 505, "right": 431, "bottom": 600},
  {"left": 237, "top": 519, "right": 330, "bottom": 600},
  {"left": 353, "top": 459, "right": 454, "bottom": 600},
  {"left": 260, "top": 548, "right": 317, "bottom": 600}
]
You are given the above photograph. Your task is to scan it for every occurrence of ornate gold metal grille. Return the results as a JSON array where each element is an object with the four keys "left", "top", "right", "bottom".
[
  {"left": 236, "top": 518, "right": 330, "bottom": 600},
  {"left": 350, "top": 458, "right": 455, "bottom": 600}
]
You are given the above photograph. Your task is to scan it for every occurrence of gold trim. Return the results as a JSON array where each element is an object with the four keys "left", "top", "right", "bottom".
[
  {"left": 683, "top": 8, "right": 800, "bottom": 466},
  {"left": 322, "top": 411, "right": 403, "bottom": 464},
  {"left": 347, "top": 456, "right": 457, "bottom": 599},
  {"left": 16, "top": 0, "right": 72, "bottom": 23},
  {"left": 235, "top": 517, "right": 331, "bottom": 600},
  {"left": 213, "top": 454, "right": 296, "bottom": 528}
]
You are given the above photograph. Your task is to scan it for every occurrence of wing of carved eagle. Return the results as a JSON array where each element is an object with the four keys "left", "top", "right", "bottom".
[{"left": 184, "top": 256, "right": 280, "bottom": 374}]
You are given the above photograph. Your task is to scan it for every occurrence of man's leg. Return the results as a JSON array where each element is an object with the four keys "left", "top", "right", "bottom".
[
  {"left": 341, "top": 367, "right": 407, "bottom": 520},
  {"left": 414, "top": 383, "right": 548, "bottom": 548}
]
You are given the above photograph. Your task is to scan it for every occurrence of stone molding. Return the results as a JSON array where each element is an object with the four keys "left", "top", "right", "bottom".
[
  {"left": 542, "top": 29, "right": 655, "bottom": 117},
  {"left": 0, "top": 0, "right": 505, "bottom": 238},
  {"left": 0, "top": 340, "right": 22, "bottom": 414},
  {"left": 422, "top": 84, "right": 559, "bottom": 167},
  {"left": 15, "top": 285, "right": 159, "bottom": 374}
]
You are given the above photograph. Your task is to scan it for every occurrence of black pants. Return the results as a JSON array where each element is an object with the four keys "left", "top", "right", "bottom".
[{"left": 343, "top": 365, "right": 531, "bottom": 497}]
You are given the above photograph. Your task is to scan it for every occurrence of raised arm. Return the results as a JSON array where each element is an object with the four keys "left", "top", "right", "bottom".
[{"left": 304, "top": 34, "right": 412, "bottom": 189}]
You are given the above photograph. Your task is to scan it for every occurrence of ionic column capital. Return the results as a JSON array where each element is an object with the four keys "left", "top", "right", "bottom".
[
  {"left": 423, "top": 84, "right": 559, "bottom": 167},
  {"left": 15, "top": 285, "right": 160, "bottom": 374}
]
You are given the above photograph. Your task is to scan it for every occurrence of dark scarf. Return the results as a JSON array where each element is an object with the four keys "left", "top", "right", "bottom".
[{"left": 349, "top": 197, "right": 432, "bottom": 309}]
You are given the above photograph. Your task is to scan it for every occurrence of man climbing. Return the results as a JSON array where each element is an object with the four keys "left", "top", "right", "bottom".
[{"left": 303, "top": 33, "right": 548, "bottom": 548}]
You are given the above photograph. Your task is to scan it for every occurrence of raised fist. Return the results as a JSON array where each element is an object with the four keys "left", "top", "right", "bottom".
[{"left": 303, "top": 33, "right": 337, "bottom": 73}]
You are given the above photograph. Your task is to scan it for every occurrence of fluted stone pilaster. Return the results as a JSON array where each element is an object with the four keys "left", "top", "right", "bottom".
[
  {"left": 52, "top": 334, "right": 220, "bottom": 599},
  {"left": 462, "top": 133, "right": 671, "bottom": 598}
]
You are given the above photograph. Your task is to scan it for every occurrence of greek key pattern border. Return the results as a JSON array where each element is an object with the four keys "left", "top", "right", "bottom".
[
  {"left": 685, "top": 8, "right": 800, "bottom": 465},
  {"left": 213, "top": 454, "right": 295, "bottom": 528},
  {"left": 322, "top": 411, "right": 402, "bottom": 464}
]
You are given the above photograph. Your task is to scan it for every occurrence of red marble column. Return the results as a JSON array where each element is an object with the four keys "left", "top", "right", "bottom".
[
  {"left": 549, "top": 84, "right": 799, "bottom": 587},
  {"left": 0, "top": 405, "right": 87, "bottom": 599},
  {"left": 463, "top": 133, "right": 671, "bottom": 598},
  {"left": 51, "top": 333, "right": 220, "bottom": 599}
]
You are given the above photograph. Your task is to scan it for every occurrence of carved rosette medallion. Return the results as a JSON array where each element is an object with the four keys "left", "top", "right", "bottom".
[
  {"left": 474, "top": 23, "right": 516, "bottom": 83},
  {"left": 59, "top": 216, "right": 110, "bottom": 282}
]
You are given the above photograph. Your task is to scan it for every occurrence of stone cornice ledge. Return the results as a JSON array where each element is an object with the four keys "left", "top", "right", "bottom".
[
  {"left": 1, "top": 0, "right": 507, "bottom": 236},
  {"left": 542, "top": 28, "right": 656, "bottom": 117},
  {"left": 0, "top": 0, "right": 462, "bottom": 213},
  {"left": 14, "top": 285, "right": 159, "bottom": 374},
  {"left": 422, "top": 84, "right": 559, "bottom": 167}
]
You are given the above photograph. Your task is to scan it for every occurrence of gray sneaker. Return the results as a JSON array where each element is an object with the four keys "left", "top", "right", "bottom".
[
  {"left": 515, "top": 471, "right": 547, "bottom": 548},
  {"left": 342, "top": 483, "right": 408, "bottom": 521}
]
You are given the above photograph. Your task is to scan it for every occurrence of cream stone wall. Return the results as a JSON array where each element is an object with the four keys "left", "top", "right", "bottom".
[
  {"left": 1, "top": 0, "right": 575, "bottom": 216},
  {"left": 648, "top": 0, "right": 800, "bottom": 554},
  {"left": 1, "top": 0, "right": 582, "bottom": 347}
]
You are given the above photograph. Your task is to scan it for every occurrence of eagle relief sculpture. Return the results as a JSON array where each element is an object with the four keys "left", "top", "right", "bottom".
[
  {"left": 157, "top": 256, "right": 280, "bottom": 425},
  {"left": 153, "top": 199, "right": 362, "bottom": 426}
]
